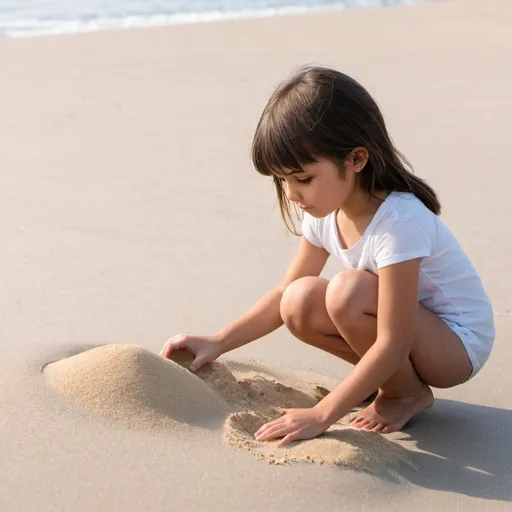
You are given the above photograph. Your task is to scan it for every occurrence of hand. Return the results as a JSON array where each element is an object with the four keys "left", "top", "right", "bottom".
[
  {"left": 254, "top": 407, "right": 330, "bottom": 448},
  {"left": 159, "top": 334, "right": 224, "bottom": 373}
]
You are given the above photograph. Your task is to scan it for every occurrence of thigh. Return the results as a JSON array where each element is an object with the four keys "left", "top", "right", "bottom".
[
  {"left": 282, "top": 276, "right": 340, "bottom": 336},
  {"left": 353, "top": 270, "right": 473, "bottom": 388},
  {"left": 412, "top": 307, "right": 473, "bottom": 388},
  {"left": 282, "top": 276, "right": 362, "bottom": 362}
]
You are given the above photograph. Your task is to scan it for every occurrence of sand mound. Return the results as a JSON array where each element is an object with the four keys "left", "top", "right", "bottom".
[
  {"left": 43, "top": 344, "right": 232, "bottom": 430},
  {"left": 169, "top": 350, "right": 413, "bottom": 469},
  {"left": 44, "top": 345, "right": 415, "bottom": 470},
  {"left": 224, "top": 410, "right": 416, "bottom": 470},
  {"left": 237, "top": 374, "right": 317, "bottom": 409},
  {"left": 169, "top": 350, "right": 317, "bottom": 411}
]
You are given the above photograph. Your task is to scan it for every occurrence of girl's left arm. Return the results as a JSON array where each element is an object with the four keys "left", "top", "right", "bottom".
[
  {"left": 254, "top": 258, "right": 421, "bottom": 447},
  {"left": 316, "top": 257, "right": 421, "bottom": 423}
]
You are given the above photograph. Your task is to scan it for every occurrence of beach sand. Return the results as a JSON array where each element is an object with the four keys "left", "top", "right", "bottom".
[{"left": 1, "top": 0, "right": 511, "bottom": 510}]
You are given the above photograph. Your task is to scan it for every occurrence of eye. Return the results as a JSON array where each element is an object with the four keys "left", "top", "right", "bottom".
[{"left": 274, "top": 175, "right": 313, "bottom": 184}]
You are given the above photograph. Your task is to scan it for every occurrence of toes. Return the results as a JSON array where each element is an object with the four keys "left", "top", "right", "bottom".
[
  {"left": 351, "top": 416, "right": 364, "bottom": 427},
  {"left": 381, "top": 424, "right": 399, "bottom": 434},
  {"left": 363, "top": 421, "right": 378, "bottom": 431},
  {"left": 352, "top": 418, "right": 367, "bottom": 429},
  {"left": 351, "top": 414, "right": 362, "bottom": 424},
  {"left": 372, "top": 423, "right": 385, "bottom": 433}
]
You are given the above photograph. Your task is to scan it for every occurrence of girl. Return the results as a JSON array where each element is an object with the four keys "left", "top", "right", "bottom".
[{"left": 160, "top": 66, "right": 495, "bottom": 448}]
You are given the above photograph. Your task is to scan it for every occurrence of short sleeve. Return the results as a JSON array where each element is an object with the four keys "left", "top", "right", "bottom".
[
  {"left": 301, "top": 212, "right": 323, "bottom": 248},
  {"left": 374, "top": 217, "right": 433, "bottom": 269}
]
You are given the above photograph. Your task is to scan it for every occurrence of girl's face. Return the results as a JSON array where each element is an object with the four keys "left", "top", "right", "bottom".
[{"left": 278, "top": 152, "right": 366, "bottom": 218}]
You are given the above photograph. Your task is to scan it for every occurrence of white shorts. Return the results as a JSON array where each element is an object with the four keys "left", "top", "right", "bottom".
[{"left": 442, "top": 319, "right": 493, "bottom": 381}]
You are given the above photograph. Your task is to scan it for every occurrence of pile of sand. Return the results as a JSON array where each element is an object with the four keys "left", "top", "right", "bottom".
[
  {"left": 224, "top": 410, "right": 415, "bottom": 470},
  {"left": 170, "top": 349, "right": 318, "bottom": 411},
  {"left": 43, "top": 344, "right": 232, "bottom": 430},
  {"left": 43, "top": 344, "right": 414, "bottom": 470}
]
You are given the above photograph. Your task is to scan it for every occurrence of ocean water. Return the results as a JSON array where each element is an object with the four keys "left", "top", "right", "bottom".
[{"left": 0, "top": 0, "right": 429, "bottom": 38}]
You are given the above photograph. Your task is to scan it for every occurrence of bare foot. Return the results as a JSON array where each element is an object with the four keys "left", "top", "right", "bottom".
[{"left": 351, "top": 385, "right": 434, "bottom": 433}]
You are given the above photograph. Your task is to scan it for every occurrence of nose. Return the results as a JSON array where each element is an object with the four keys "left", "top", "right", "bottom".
[{"left": 284, "top": 182, "right": 301, "bottom": 203}]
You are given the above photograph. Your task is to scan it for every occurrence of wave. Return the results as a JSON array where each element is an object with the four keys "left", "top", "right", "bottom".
[{"left": 0, "top": 0, "right": 425, "bottom": 38}]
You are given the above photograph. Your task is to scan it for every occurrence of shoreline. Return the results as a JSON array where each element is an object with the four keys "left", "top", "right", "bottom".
[{"left": 1, "top": 0, "right": 430, "bottom": 39}]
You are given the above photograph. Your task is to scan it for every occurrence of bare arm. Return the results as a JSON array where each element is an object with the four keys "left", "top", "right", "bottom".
[
  {"left": 316, "top": 258, "right": 421, "bottom": 423},
  {"left": 253, "top": 258, "right": 423, "bottom": 447},
  {"left": 215, "top": 237, "right": 329, "bottom": 354}
]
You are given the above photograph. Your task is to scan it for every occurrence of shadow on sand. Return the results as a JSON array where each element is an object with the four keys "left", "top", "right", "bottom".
[
  {"left": 379, "top": 399, "right": 512, "bottom": 501},
  {"left": 39, "top": 348, "right": 512, "bottom": 501}
]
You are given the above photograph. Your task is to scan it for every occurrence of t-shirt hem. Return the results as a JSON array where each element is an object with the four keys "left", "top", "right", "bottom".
[{"left": 302, "top": 231, "right": 323, "bottom": 248}]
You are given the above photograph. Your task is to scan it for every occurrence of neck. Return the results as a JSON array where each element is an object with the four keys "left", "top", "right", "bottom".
[{"left": 340, "top": 187, "right": 388, "bottom": 221}]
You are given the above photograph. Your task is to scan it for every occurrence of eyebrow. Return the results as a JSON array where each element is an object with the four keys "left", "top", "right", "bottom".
[{"left": 277, "top": 169, "right": 311, "bottom": 178}]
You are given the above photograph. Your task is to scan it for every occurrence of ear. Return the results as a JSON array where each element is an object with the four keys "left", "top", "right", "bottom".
[{"left": 347, "top": 147, "right": 369, "bottom": 173}]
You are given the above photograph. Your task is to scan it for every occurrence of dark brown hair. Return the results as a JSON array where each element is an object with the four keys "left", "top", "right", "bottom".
[{"left": 251, "top": 65, "right": 440, "bottom": 235}]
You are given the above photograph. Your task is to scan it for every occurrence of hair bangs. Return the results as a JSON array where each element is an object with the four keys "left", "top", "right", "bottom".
[{"left": 251, "top": 104, "right": 319, "bottom": 179}]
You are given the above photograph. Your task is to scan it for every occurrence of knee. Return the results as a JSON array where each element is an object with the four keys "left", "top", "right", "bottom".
[
  {"left": 325, "top": 270, "right": 373, "bottom": 328},
  {"left": 280, "top": 277, "right": 325, "bottom": 334}
]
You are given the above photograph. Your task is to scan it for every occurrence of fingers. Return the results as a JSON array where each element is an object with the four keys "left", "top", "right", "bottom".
[
  {"left": 189, "top": 357, "right": 203, "bottom": 373},
  {"left": 160, "top": 342, "right": 174, "bottom": 359},
  {"left": 159, "top": 344, "right": 169, "bottom": 358},
  {"left": 255, "top": 424, "right": 288, "bottom": 442},
  {"left": 159, "top": 335, "right": 186, "bottom": 359},
  {"left": 254, "top": 418, "right": 300, "bottom": 448},
  {"left": 255, "top": 414, "right": 298, "bottom": 445},
  {"left": 277, "top": 432, "right": 299, "bottom": 448},
  {"left": 254, "top": 417, "right": 283, "bottom": 438}
]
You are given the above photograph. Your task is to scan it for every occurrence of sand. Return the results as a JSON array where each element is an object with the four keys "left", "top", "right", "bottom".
[
  {"left": 1, "top": 0, "right": 512, "bottom": 510},
  {"left": 43, "top": 345, "right": 233, "bottom": 430},
  {"left": 43, "top": 344, "right": 411, "bottom": 470}
]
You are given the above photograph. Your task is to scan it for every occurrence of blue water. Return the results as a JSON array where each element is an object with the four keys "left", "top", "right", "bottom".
[{"left": 0, "top": 0, "right": 429, "bottom": 38}]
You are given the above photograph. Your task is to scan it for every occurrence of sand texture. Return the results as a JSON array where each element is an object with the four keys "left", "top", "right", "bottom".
[
  {"left": 43, "top": 345, "right": 233, "bottom": 430},
  {"left": 44, "top": 344, "right": 412, "bottom": 470}
]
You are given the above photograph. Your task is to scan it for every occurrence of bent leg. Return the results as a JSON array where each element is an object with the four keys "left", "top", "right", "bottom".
[
  {"left": 280, "top": 276, "right": 360, "bottom": 365},
  {"left": 325, "top": 269, "right": 473, "bottom": 432},
  {"left": 324, "top": 269, "right": 473, "bottom": 389}
]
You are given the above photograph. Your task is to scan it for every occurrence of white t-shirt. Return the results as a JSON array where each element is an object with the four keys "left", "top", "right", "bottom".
[{"left": 302, "top": 191, "right": 495, "bottom": 351}]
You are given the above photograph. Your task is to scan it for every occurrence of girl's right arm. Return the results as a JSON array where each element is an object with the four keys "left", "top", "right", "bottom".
[
  {"left": 160, "top": 237, "right": 329, "bottom": 370},
  {"left": 216, "top": 237, "right": 329, "bottom": 352}
]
